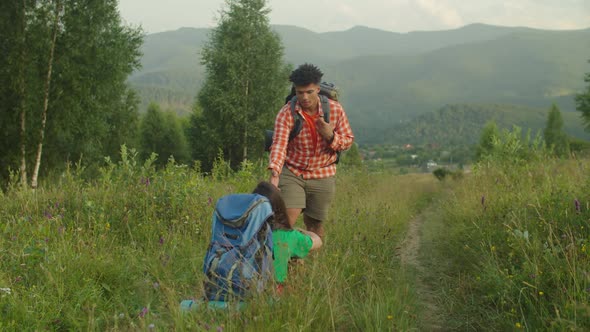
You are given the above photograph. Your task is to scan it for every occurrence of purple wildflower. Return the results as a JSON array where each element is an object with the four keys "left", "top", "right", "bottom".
[
  {"left": 575, "top": 199, "right": 581, "bottom": 213},
  {"left": 159, "top": 236, "right": 164, "bottom": 245},
  {"left": 529, "top": 274, "right": 536, "bottom": 279},
  {"left": 208, "top": 197, "right": 213, "bottom": 206},
  {"left": 139, "top": 307, "right": 148, "bottom": 318},
  {"left": 44, "top": 211, "right": 52, "bottom": 219},
  {"left": 203, "top": 323, "right": 211, "bottom": 330},
  {"left": 216, "top": 326, "right": 224, "bottom": 332}
]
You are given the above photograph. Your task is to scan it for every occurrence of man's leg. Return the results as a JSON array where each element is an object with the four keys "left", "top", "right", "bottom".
[
  {"left": 303, "top": 214, "right": 324, "bottom": 238},
  {"left": 278, "top": 167, "right": 306, "bottom": 227},
  {"left": 286, "top": 208, "right": 302, "bottom": 228},
  {"left": 303, "top": 176, "right": 336, "bottom": 239}
]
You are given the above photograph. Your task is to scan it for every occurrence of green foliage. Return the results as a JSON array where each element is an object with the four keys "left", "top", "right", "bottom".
[
  {"left": 0, "top": 149, "right": 442, "bottom": 330},
  {"left": 139, "top": 103, "right": 190, "bottom": 167},
  {"left": 0, "top": 0, "right": 143, "bottom": 184},
  {"left": 192, "top": 0, "right": 291, "bottom": 169},
  {"left": 476, "top": 120, "right": 500, "bottom": 161},
  {"left": 425, "top": 155, "right": 590, "bottom": 330},
  {"left": 544, "top": 104, "right": 570, "bottom": 157},
  {"left": 432, "top": 168, "right": 451, "bottom": 181},
  {"left": 576, "top": 62, "right": 590, "bottom": 131},
  {"left": 340, "top": 143, "right": 363, "bottom": 169},
  {"left": 478, "top": 125, "right": 547, "bottom": 166}
]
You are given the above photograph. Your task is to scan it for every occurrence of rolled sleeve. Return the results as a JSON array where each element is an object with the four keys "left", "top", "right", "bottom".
[
  {"left": 329, "top": 104, "right": 354, "bottom": 152},
  {"left": 268, "top": 105, "right": 293, "bottom": 173}
]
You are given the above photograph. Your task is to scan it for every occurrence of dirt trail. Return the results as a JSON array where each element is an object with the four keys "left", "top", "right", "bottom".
[{"left": 399, "top": 211, "right": 444, "bottom": 331}]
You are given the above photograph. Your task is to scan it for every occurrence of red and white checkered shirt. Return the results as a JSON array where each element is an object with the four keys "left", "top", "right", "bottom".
[{"left": 268, "top": 98, "right": 354, "bottom": 179}]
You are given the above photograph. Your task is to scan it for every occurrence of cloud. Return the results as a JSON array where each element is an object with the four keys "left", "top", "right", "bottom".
[{"left": 416, "top": 0, "right": 464, "bottom": 28}]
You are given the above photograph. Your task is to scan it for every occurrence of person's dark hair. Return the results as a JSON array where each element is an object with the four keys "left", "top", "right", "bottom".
[
  {"left": 252, "top": 181, "right": 291, "bottom": 231},
  {"left": 289, "top": 63, "right": 323, "bottom": 86}
]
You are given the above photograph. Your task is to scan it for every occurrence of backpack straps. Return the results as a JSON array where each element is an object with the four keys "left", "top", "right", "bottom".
[
  {"left": 289, "top": 96, "right": 303, "bottom": 141},
  {"left": 319, "top": 95, "right": 330, "bottom": 123},
  {"left": 289, "top": 95, "right": 331, "bottom": 141}
]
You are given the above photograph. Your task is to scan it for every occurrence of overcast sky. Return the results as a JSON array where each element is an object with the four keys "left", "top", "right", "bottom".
[{"left": 118, "top": 0, "right": 590, "bottom": 34}]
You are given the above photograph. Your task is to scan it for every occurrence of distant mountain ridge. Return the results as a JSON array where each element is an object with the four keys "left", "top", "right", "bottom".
[{"left": 128, "top": 23, "right": 590, "bottom": 145}]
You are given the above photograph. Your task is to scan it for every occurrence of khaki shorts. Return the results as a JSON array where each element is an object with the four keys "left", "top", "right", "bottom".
[{"left": 278, "top": 167, "right": 336, "bottom": 221}]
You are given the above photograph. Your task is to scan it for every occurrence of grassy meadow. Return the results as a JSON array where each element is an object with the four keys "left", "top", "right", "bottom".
[
  {"left": 423, "top": 153, "right": 590, "bottom": 330},
  {"left": 1, "top": 144, "right": 590, "bottom": 331},
  {"left": 0, "top": 148, "right": 439, "bottom": 331}
]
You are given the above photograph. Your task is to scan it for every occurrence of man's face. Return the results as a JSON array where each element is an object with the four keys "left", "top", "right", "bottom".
[{"left": 295, "top": 83, "right": 320, "bottom": 110}]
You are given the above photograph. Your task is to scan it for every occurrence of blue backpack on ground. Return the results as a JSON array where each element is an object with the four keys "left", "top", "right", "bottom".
[{"left": 201, "top": 193, "right": 274, "bottom": 302}]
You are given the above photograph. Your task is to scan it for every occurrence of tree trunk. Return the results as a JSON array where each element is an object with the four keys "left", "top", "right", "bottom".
[
  {"left": 31, "top": 0, "right": 61, "bottom": 189},
  {"left": 17, "top": 0, "right": 27, "bottom": 187},
  {"left": 242, "top": 78, "right": 249, "bottom": 161}
]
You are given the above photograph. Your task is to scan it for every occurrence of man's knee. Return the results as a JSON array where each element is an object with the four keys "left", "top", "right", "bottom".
[
  {"left": 304, "top": 215, "right": 324, "bottom": 238},
  {"left": 286, "top": 208, "right": 302, "bottom": 227}
]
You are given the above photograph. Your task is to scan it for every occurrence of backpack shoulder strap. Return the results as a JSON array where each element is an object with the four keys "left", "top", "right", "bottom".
[
  {"left": 320, "top": 95, "right": 330, "bottom": 123},
  {"left": 289, "top": 96, "right": 303, "bottom": 141}
]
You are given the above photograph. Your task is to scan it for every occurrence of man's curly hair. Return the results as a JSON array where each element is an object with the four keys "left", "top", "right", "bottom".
[{"left": 289, "top": 63, "right": 323, "bottom": 86}]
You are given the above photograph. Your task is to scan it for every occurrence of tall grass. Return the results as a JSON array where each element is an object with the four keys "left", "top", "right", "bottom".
[
  {"left": 0, "top": 150, "right": 439, "bottom": 331},
  {"left": 423, "top": 131, "right": 590, "bottom": 330}
]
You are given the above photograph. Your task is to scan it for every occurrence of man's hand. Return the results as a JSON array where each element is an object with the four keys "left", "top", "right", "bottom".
[
  {"left": 270, "top": 169, "right": 280, "bottom": 187},
  {"left": 316, "top": 117, "right": 335, "bottom": 142}
]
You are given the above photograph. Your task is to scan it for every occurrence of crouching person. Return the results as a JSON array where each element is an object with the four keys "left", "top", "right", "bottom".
[{"left": 253, "top": 181, "right": 322, "bottom": 288}]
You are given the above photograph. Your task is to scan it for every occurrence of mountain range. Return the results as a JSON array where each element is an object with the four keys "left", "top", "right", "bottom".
[{"left": 128, "top": 23, "right": 590, "bottom": 145}]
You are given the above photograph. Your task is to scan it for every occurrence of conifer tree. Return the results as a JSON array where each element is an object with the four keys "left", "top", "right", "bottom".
[
  {"left": 476, "top": 121, "right": 499, "bottom": 161},
  {"left": 576, "top": 62, "right": 590, "bottom": 132},
  {"left": 193, "top": 0, "right": 290, "bottom": 169},
  {"left": 543, "top": 104, "right": 570, "bottom": 157}
]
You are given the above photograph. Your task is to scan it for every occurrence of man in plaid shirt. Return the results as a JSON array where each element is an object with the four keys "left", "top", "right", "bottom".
[{"left": 268, "top": 64, "right": 354, "bottom": 238}]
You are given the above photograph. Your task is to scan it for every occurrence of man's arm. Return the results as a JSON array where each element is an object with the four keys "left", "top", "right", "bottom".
[
  {"left": 268, "top": 105, "right": 292, "bottom": 186},
  {"left": 328, "top": 103, "right": 354, "bottom": 152}
]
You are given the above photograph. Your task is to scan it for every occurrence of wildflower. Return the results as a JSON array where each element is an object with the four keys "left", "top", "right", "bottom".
[
  {"left": 0, "top": 288, "right": 11, "bottom": 295},
  {"left": 216, "top": 326, "right": 224, "bottom": 332},
  {"left": 159, "top": 236, "right": 164, "bottom": 245},
  {"left": 515, "top": 322, "right": 522, "bottom": 329},
  {"left": 153, "top": 282, "right": 160, "bottom": 289},
  {"left": 148, "top": 323, "right": 155, "bottom": 329},
  {"left": 529, "top": 274, "right": 536, "bottom": 279},
  {"left": 575, "top": 199, "right": 581, "bottom": 213},
  {"left": 105, "top": 222, "right": 110, "bottom": 231},
  {"left": 208, "top": 197, "right": 213, "bottom": 205},
  {"left": 491, "top": 246, "right": 496, "bottom": 252},
  {"left": 387, "top": 315, "right": 394, "bottom": 320},
  {"left": 118, "top": 313, "right": 125, "bottom": 319},
  {"left": 139, "top": 307, "right": 148, "bottom": 318},
  {"left": 44, "top": 211, "right": 53, "bottom": 219},
  {"left": 539, "top": 291, "right": 544, "bottom": 296}
]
